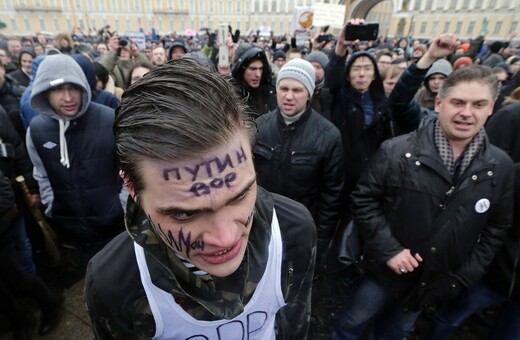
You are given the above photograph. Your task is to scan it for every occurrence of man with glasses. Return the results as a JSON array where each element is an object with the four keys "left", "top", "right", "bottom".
[{"left": 326, "top": 19, "right": 392, "bottom": 210}]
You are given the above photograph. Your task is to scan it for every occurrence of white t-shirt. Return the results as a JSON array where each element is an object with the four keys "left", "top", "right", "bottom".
[{"left": 134, "top": 209, "right": 286, "bottom": 340}]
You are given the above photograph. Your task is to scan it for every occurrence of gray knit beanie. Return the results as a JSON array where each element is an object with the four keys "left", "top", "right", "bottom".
[
  {"left": 306, "top": 51, "right": 329, "bottom": 69},
  {"left": 276, "top": 58, "right": 316, "bottom": 96}
]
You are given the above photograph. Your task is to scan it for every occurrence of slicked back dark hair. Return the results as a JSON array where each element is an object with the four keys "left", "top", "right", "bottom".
[
  {"left": 115, "top": 58, "right": 255, "bottom": 193},
  {"left": 439, "top": 65, "right": 499, "bottom": 99}
]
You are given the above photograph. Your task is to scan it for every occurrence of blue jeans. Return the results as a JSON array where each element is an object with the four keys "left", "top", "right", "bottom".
[
  {"left": 11, "top": 216, "right": 36, "bottom": 274},
  {"left": 332, "top": 276, "right": 421, "bottom": 340},
  {"left": 428, "top": 281, "right": 520, "bottom": 339}
]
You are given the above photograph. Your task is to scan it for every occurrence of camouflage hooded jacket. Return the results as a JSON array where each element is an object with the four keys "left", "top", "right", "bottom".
[{"left": 84, "top": 186, "right": 316, "bottom": 339}]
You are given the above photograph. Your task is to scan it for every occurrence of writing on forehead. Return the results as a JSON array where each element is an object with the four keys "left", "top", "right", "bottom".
[{"left": 163, "top": 146, "right": 248, "bottom": 182}]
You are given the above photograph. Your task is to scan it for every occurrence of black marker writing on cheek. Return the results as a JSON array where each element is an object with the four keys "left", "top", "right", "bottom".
[{"left": 149, "top": 216, "right": 205, "bottom": 259}]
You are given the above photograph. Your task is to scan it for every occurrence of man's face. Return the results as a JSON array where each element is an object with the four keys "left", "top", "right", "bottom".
[
  {"left": 377, "top": 55, "right": 392, "bottom": 71},
  {"left": 274, "top": 58, "right": 285, "bottom": 69},
  {"left": 510, "top": 61, "right": 520, "bottom": 75},
  {"left": 310, "top": 61, "right": 325, "bottom": 83},
  {"left": 152, "top": 47, "right": 167, "bottom": 65},
  {"left": 37, "top": 34, "right": 47, "bottom": 45},
  {"left": 277, "top": 78, "right": 309, "bottom": 116},
  {"left": 20, "top": 53, "right": 33, "bottom": 75},
  {"left": 243, "top": 59, "right": 263, "bottom": 88},
  {"left": 144, "top": 48, "right": 153, "bottom": 61},
  {"left": 133, "top": 132, "right": 257, "bottom": 277},
  {"left": 8, "top": 40, "right": 21, "bottom": 56},
  {"left": 0, "top": 49, "right": 10, "bottom": 66},
  {"left": 47, "top": 83, "right": 82, "bottom": 118},
  {"left": 170, "top": 46, "right": 186, "bottom": 60},
  {"left": 436, "top": 81, "right": 494, "bottom": 146},
  {"left": 130, "top": 66, "right": 150, "bottom": 85},
  {"left": 348, "top": 56, "right": 375, "bottom": 93},
  {"left": 34, "top": 45, "right": 44, "bottom": 56},
  {"left": 383, "top": 74, "right": 400, "bottom": 97},
  {"left": 428, "top": 74, "right": 447, "bottom": 94},
  {"left": 97, "top": 43, "right": 107, "bottom": 55}
]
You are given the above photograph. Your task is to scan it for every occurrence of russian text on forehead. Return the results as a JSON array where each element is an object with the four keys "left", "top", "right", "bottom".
[{"left": 163, "top": 146, "right": 248, "bottom": 182}]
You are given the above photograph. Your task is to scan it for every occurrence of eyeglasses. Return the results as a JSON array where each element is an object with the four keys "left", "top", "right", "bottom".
[{"left": 351, "top": 65, "right": 375, "bottom": 73}]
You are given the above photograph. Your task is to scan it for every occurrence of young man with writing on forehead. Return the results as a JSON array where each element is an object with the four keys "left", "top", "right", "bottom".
[{"left": 84, "top": 59, "right": 316, "bottom": 339}]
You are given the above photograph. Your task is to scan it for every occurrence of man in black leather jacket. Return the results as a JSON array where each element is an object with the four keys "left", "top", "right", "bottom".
[
  {"left": 254, "top": 58, "right": 344, "bottom": 272},
  {"left": 332, "top": 34, "right": 514, "bottom": 339}
]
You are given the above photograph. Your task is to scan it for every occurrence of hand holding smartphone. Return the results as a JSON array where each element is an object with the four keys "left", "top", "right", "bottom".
[{"left": 344, "top": 22, "right": 379, "bottom": 41}]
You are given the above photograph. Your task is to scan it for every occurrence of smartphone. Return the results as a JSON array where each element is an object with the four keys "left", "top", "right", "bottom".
[
  {"left": 344, "top": 22, "right": 379, "bottom": 41},
  {"left": 321, "top": 25, "right": 330, "bottom": 33},
  {"left": 218, "top": 24, "right": 230, "bottom": 68}
]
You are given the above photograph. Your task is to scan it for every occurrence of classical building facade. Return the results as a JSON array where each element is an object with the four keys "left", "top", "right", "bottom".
[{"left": 1, "top": 0, "right": 518, "bottom": 41}]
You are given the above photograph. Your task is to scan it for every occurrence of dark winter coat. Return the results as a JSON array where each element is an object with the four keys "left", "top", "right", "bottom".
[
  {"left": 326, "top": 51, "right": 396, "bottom": 205},
  {"left": 254, "top": 107, "right": 344, "bottom": 241},
  {"left": 0, "top": 74, "right": 26, "bottom": 139},
  {"left": 353, "top": 115, "right": 514, "bottom": 300},
  {"left": 231, "top": 44, "right": 277, "bottom": 116}
]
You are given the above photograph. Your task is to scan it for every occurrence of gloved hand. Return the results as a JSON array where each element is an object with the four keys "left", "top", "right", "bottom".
[{"left": 419, "top": 276, "right": 463, "bottom": 309}]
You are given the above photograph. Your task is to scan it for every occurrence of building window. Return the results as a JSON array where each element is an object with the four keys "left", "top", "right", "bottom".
[
  {"left": 467, "top": 21, "right": 475, "bottom": 34},
  {"left": 510, "top": 21, "right": 518, "bottom": 34},
  {"left": 493, "top": 21, "right": 502, "bottom": 34},
  {"left": 443, "top": 21, "right": 450, "bottom": 33},
  {"left": 455, "top": 21, "right": 462, "bottom": 33},
  {"left": 126, "top": 18, "right": 130, "bottom": 31},
  {"left": 156, "top": 0, "right": 161, "bottom": 8},
  {"left": 54, "top": 18, "right": 60, "bottom": 31},
  {"left": 431, "top": 21, "right": 438, "bottom": 35},
  {"left": 488, "top": 0, "right": 497, "bottom": 8},
  {"left": 39, "top": 18, "right": 45, "bottom": 30},
  {"left": 91, "top": 19, "right": 96, "bottom": 30},
  {"left": 111, "top": 0, "right": 117, "bottom": 10},
  {"left": 67, "top": 18, "right": 73, "bottom": 31},
  {"left": 115, "top": 18, "right": 120, "bottom": 31},
  {"left": 420, "top": 21, "right": 426, "bottom": 34},
  {"left": 75, "top": 0, "right": 81, "bottom": 9},
  {"left": 10, "top": 18, "right": 18, "bottom": 32},
  {"left": 462, "top": 0, "right": 470, "bottom": 8},
  {"left": 449, "top": 0, "right": 457, "bottom": 9},
  {"left": 474, "top": 0, "right": 483, "bottom": 7},
  {"left": 237, "top": 0, "right": 241, "bottom": 12},
  {"left": 135, "top": 0, "right": 140, "bottom": 9},
  {"left": 426, "top": 0, "right": 434, "bottom": 8},
  {"left": 414, "top": 0, "right": 421, "bottom": 10},
  {"left": 24, "top": 18, "right": 31, "bottom": 31},
  {"left": 437, "top": 0, "right": 446, "bottom": 9},
  {"left": 190, "top": 1, "right": 195, "bottom": 12},
  {"left": 210, "top": 1, "right": 214, "bottom": 12},
  {"left": 168, "top": 0, "right": 173, "bottom": 10}
]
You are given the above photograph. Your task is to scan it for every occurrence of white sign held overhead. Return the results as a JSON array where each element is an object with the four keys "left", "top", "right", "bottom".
[
  {"left": 313, "top": 3, "right": 346, "bottom": 29},
  {"left": 123, "top": 32, "right": 146, "bottom": 50}
]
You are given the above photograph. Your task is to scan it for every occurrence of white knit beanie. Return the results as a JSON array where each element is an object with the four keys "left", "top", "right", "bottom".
[{"left": 276, "top": 58, "right": 316, "bottom": 96}]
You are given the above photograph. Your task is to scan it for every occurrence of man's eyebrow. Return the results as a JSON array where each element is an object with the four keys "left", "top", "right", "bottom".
[
  {"left": 224, "top": 177, "right": 256, "bottom": 206},
  {"left": 156, "top": 177, "right": 257, "bottom": 216}
]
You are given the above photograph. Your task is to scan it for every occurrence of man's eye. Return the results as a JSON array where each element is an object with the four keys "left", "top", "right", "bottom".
[{"left": 172, "top": 211, "right": 196, "bottom": 221}]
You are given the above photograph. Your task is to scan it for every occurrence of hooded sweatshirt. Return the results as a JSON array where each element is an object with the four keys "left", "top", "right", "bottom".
[
  {"left": 414, "top": 58, "right": 452, "bottom": 110},
  {"left": 26, "top": 54, "right": 123, "bottom": 241}
]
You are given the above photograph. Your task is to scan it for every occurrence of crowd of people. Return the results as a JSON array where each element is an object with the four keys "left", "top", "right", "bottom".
[{"left": 1, "top": 18, "right": 520, "bottom": 339}]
